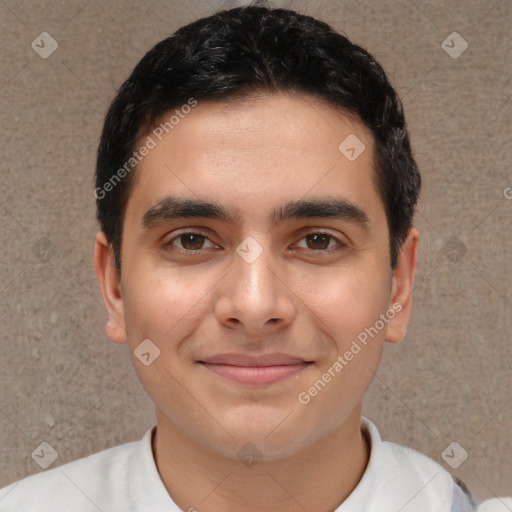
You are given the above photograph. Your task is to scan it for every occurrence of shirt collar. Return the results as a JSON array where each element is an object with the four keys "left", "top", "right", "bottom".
[
  {"left": 127, "top": 417, "right": 454, "bottom": 511},
  {"left": 338, "top": 417, "right": 454, "bottom": 511},
  {"left": 128, "top": 426, "right": 181, "bottom": 511}
]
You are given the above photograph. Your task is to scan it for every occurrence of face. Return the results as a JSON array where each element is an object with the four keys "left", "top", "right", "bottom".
[{"left": 96, "top": 92, "right": 417, "bottom": 461}]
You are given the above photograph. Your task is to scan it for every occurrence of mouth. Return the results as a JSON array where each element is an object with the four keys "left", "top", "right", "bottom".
[{"left": 197, "top": 353, "right": 314, "bottom": 386}]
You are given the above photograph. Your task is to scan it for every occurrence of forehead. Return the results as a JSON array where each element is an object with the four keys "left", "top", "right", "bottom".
[{"left": 124, "top": 92, "right": 384, "bottom": 228}]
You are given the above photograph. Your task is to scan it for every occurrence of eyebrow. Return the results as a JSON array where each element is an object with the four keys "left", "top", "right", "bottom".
[{"left": 142, "top": 196, "right": 370, "bottom": 230}]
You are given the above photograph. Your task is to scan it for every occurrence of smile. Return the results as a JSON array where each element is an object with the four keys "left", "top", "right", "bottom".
[
  {"left": 199, "top": 362, "right": 312, "bottom": 386},
  {"left": 196, "top": 352, "right": 315, "bottom": 386}
]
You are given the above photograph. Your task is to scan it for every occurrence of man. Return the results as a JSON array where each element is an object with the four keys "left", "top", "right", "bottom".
[{"left": 0, "top": 4, "right": 508, "bottom": 511}]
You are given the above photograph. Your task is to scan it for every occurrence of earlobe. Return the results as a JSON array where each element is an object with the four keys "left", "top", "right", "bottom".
[
  {"left": 385, "top": 227, "right": 419, "bottom": 344},
  {"left": 94, "top": 231, "right": 128, "bottom": 344}
]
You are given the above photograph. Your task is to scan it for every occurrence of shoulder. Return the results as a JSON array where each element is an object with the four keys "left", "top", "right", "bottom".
[
  {"left": 477, "top": 498, "right": 512, "bottom": 512},
  {"left": 350, "top": 418, "right": 461, "bottom": 511},
  {"left": 0, "top": 437, "right": 142, "bottom": 512},
  {"left": 359, "top": 419, "right": 511, "bottom": 512},
  {"left": 378, "top": 436, "right": 512, "bottom": 512},
  {"left": 381, "top": 440, "right": 457, "bottom": 507}
]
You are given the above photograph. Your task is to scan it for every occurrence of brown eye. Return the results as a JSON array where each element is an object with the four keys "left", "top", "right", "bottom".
[
  {"left": 163, "top": 232, "right": 217, "bottom": 254},
  {"left": 177, "top": 233, "right": 207, "bottom": 250},
  {"left": 293, "top": 231, "right": 348, "bottom": 255},
  {"left": 304, "top": 233, "right": 331, "bottom": 250}
]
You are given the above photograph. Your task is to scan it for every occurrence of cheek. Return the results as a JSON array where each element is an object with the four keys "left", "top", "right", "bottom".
[
  {"left": 297, "top": 260, "right": 391, "bottom": 346},
  {"left": 123, "top": 267, "right": 211, "bottom": 344},
  {"left": 318, "top": 265, "right": 390, "bottom": 392},
  {"left": 295, "top": 268, "right": 389, "bottom": 429},
  {"left": 122, "top": 269, "right": 207, "bottom": 421}
]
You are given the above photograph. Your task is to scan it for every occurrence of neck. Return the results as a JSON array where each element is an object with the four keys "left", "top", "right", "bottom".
[{"left": 153, "top": 407, "right": 369, "bottom": 512}]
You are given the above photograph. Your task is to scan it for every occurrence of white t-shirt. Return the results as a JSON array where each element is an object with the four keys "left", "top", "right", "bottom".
[{"left": 0, "top": 417, "right": 506, "bottom": 511}]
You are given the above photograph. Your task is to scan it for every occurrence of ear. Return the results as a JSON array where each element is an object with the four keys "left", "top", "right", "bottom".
[
  {"left": 94, "top": 231, "right": 128, "bottom": 344},
  {"left": 385, "top": 226, "right": 419, "bottom": 344}
]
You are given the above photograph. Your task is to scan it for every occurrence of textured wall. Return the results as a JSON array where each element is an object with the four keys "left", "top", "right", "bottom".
[{"left": 0, "top": 0, "right": 510, "bottom": 503}]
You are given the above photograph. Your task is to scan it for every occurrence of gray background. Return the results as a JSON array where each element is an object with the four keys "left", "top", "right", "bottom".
[{"left": 0, "top": 0, "right": 511, "bottom": 503}]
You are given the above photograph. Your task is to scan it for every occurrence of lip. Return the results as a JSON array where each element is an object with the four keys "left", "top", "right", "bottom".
[{"left": 198, "top": 353, "right": 314, "bottom": 386}]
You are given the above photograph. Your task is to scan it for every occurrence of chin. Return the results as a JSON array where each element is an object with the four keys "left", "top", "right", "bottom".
[
  {"left": 206, "top": 411, "right": 321, "bottom": 462},
  {"left": 204, "top": 429, "right": 311, "bottom": 463}
]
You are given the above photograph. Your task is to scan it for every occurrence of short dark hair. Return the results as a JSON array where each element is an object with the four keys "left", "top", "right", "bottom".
[{"left": 95, "top": 4, "right": 421, "bottom": 271}]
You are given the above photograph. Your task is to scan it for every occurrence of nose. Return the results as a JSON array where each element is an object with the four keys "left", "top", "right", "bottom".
[{"left": 213, "top": 238, "right": 296, "bottom": 337}]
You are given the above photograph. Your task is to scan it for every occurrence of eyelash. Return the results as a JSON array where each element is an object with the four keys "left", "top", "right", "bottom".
[{"left": 162, "top": 230, "right": 348, "bottom": 257}]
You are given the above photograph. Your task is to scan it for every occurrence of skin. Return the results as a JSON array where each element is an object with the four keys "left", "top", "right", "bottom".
[{"left": 95, "top": 91, "right": 419, "bottom": 511}]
